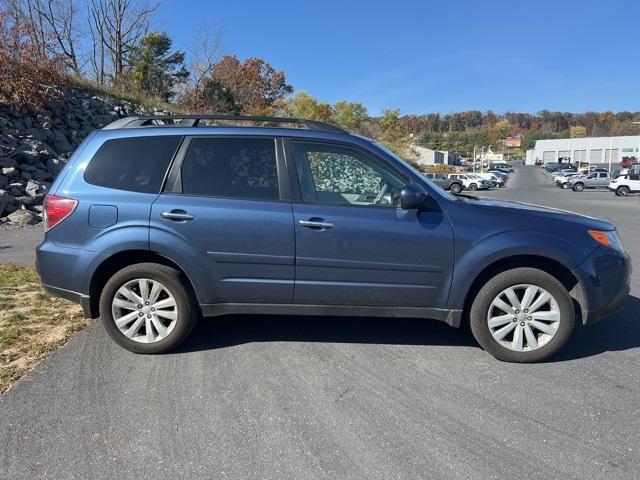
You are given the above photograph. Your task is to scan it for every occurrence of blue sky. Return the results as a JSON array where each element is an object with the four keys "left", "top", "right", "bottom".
[{"left": 156, "top": 0, "right": 640, "bottom": 115}]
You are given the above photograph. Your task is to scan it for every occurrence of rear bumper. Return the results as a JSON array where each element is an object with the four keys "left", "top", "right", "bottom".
[
  {"left": 36, "top": 238, "right": 104, "bottom": 318},
  {"left": 41, "top": 283, "right": 92, "bottom": 317},
  {"left": 573, "top": 246, "right": 632, "bottom": 325}
]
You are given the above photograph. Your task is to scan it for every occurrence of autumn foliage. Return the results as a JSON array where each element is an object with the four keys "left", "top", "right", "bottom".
[{"left": 0, "top": 11, "right": 67, "bottom": 108}]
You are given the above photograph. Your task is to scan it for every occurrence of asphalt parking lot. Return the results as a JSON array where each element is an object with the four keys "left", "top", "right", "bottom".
[{"left": 1, "top": 165, "right": 639, "bottom": 480}]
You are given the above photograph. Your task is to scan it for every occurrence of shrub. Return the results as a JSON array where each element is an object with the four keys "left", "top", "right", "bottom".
[{"left": 0, "top": 11, "right": 67, "bottom": 108}]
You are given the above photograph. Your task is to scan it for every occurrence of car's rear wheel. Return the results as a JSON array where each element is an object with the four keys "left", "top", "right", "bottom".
[
  {"left": 469, "top": 183, "right": 478, "bottom": 191},
  {"left": 573, "top": 183, "right": 584, "bottom": 192},
  {"left": 616, "top": 186, "right": 630, "bottom": 196},
  {"left": 450, "top": 183, "right": 462, "bottom": 193},
  {"left": 469, "top": 267, "right": 575, "bottom": 362},
  {"left": 100, "top": 263, "right": 199, "bottom": 354}
]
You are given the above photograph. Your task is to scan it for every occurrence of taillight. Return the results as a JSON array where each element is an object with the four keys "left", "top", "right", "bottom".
[{"left": 44, "top": 194, "right": 78, "bottom": 231}]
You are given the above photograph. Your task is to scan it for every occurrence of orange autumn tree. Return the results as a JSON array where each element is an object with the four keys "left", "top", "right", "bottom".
[{"left": 183, "top": 55, "right": 292, "bottom": 115}]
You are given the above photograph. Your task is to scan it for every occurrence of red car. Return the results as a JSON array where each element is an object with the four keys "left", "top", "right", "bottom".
[{"left": 621, "top": 157, "right": 638, "bottom": 169}]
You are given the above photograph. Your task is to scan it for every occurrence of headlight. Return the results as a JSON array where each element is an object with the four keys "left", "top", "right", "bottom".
[{"left": 588, "top": 229, "right": 625, "bottom": 252}]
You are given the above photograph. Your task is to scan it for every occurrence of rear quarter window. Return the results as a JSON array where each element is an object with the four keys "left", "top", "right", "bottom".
[{"left": 84, "top": 136, "right": 182, "bottom": 193}]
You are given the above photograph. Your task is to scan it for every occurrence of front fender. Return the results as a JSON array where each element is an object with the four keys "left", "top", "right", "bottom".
[{"left": 447, "top": 230, "right": 594, "bottom": 310}]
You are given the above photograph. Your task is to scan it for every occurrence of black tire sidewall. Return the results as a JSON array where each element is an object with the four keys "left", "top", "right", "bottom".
[
  {"left": 573, "top": 183, "right": 584, "bottom": 191},
  {"left": 100, "top": 263, "right": 198, "bottom": 354},
  {"left": 469, "top": 268, "right": 575, "bottom": 362},
  {"left": 451, "top": 183, "right": 461, "bottom": 193},
  {"left": 469, "top": 183, "right": 478, "bottom": 191}
]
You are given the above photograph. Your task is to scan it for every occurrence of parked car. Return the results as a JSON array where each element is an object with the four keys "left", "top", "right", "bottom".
[
  {"left": 37, "top": 115, "right": 631, "bottom": 363},
  {"left": 448, "top": 173, "right": 491, "bottom": 191},
  {"left": 491, "top": 164, "right": 514, "bottom": 174},
  {"left": 544, "top": 162, "right": 559, "bottom": 172},
  {"left": 474, "top": 172, "right": 504, "bottom": 187},
  {"left": 423, "top": 172, "right": 459, "bottom": 192},
  {"left": 621, "top": 158, "right": 638, "bottom": 169},
  {"left": 609, "top": 173, "right": 640, "bottom": 196},
  {"left": 555, "top": 173, "right": 580, "bottom": 188},
  {"left": 568, "top": 172, "right": 611, "bottom": 191}
]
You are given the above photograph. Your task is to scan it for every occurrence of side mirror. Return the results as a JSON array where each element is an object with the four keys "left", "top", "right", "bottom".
[{"left": 400, "top": 184, "right": 428, "bottom": 210}]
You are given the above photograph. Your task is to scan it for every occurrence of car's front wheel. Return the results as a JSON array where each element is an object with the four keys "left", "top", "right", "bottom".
[
  {"left": 469, "top": 267, "right": 575, "bottom": 362},
  {"left": 450, "top": 183, "right": 462, "bottom": 193},
  {"left": 616, "top": 186, "right": 630, "bottom": 196},
  {"left": 469, "top": 183, "right": 478, "bottom": 191},
  {"left": 100, "top": 263, "right": 199, "bottom": 354}
]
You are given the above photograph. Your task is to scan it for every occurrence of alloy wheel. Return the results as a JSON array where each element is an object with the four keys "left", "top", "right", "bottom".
[
  {"left": 487, "top": 284, "right": 561, "bottom": 352},
  {"left": 111, "top": 278, "right": 178, "bottom": 343}
]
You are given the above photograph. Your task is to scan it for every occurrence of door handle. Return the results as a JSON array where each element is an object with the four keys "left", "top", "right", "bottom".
[
  {"left": 161, "top": 210, "right": 195, "bottom": 221},
  {"left": 298, "top": 218, "right": 334, "bottom": 229}
]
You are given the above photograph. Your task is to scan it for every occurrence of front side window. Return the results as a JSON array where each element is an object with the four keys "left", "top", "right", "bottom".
[
  {"left": 180, "top": 138, "right": 279, "bottom": 200},
  {"left": 292, "top": 142, "right": 405, "bottom": 207}
]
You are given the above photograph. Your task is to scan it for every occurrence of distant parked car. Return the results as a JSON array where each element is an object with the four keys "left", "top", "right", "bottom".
[
  {"left": 568, "top": 172, "right": 611, "bottom": 191},
  {"left": 609, "top": 173, "right": 640, "bottom": 196},
  {"left": 544, "top": 162, "right": 559, "bottom": 172},
  {"left": 475, "top": 172, "right": 504, "bottom": 187},
  {"left": 423, "top": 172, "right": 458, "bottom": 191},
  {"left": 448, "top": 173, "right": 489, "bottom": 191},
  {"left": 555, "top": 173, "right": 580, "bottom": 188}
]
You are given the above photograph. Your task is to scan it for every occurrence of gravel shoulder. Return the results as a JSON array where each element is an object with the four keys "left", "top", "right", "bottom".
[{"left": 0, "top": 224, "right": 42, "bottom": 267}]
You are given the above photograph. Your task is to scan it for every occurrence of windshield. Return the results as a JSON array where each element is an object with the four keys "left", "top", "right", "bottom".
[{"left": 372, "top": 141, "right": 456, "bottom": 200}]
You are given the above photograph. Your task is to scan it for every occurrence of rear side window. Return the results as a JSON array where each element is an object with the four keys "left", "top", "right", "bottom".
[
  {"left": 180, "top": 138, "right": 279, "bottom": 200},
  {"left": 85, "top": 136, "right": 181, "bottom": 193}
]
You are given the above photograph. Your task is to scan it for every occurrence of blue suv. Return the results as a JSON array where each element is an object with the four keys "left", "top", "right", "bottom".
[{"left": 36, "top": 115, "right": 631, "bottom": 362}]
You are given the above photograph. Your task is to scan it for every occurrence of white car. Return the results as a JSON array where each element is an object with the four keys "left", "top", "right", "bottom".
[
  {"left": 448, "top": 174, "right": 490, "bottom": 191},
  {"left": 609, "top": 173, "right": 640, "bottom": 196},
  {"left": 474, "top": 172, "right": 504, "bottom": 187}
]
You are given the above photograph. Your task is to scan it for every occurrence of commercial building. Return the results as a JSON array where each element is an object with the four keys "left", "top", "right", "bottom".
[
  {"left": 413, "top": 145, "right": 461, "bottom": 167},
  {"left": 526, "top": 135, "right": 640, "bottom": 165}
]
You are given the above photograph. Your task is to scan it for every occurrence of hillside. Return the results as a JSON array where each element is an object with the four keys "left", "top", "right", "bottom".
[{"left": 0, "top": 87, "right": 171, "bottom": 226}]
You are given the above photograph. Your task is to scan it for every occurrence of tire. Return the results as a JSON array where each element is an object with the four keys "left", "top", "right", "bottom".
[
  {"left": 572, "top": 183, "right": 584, "bottom": 192},
  {"left": 100, "top": 263, "right": 199, "bottom": 354},
  {"left": 469, "top": 267, "right": 575, "bottom": 363},
  {"left": 469, "top": 183, "right": 478, "bottom": 191},
  {"left": 450, "top": 183, "right": 462, "bottom": 194},
  {"left": 561, "top": 183, "right": 568, "bottom": 189},
  {"left": 616, "top": 186, "right": 630, "bottom": 196}
]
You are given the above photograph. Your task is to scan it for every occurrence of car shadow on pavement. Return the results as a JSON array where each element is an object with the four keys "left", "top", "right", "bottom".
[
  {"left": 173, "top": 295, "right": 640, "bottom": 360},
  {"left": 173, "top": 314, "right": 478, "bottom": 353},
  {"left": 554, "top": 295, "right": 640, "bottom": 361}
]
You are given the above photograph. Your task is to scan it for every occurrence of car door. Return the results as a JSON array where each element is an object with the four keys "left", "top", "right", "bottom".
[
  {"left": 149, "top": 136, "right": 295, "bottom": 305},
  {"left": 288, "top": 140, "right": 454, "bottom": 307},
  {"left": 597, "top": 172, "right": 609, "bottom": 188}
]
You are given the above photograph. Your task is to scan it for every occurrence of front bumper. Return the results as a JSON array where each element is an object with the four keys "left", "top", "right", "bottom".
[{"left": 573, "top": 245, "right": 632, "bottom": 325}]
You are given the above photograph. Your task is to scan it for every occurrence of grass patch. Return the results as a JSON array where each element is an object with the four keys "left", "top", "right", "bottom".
[{"left": 0, "top": 264, "right": 89, "bottom": 394}]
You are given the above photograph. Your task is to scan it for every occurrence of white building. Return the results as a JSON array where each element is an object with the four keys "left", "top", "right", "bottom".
[
  {"left": 413, "top": 145, "right": 461, "bottom": 166},
  {"left": 529, "top": 135, "right": 640, "bottom": 165}
]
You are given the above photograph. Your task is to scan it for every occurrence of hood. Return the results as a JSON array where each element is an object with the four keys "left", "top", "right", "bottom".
[{"left": 467, "top": 198, "right": 615, "bottom": 231}]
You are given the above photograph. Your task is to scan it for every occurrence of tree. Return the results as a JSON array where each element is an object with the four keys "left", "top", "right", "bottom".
[
  {"left": 379, "top": 108, "right": 412, "bottom": 159},
  {"left": 208, "top": 55, "right": 292, "bottom": 115},
  {"left": 129, "top": 32, "right": 187, "bottom": 101},
  {"left": 570, "top": 126, "right": 587, "bottom": 138},
  {"left": 6, "top": 0, "right": 83, "bottom": 75},
  {"left": 521, "top": 129, "right": 548, "bottom": 151},
  {"left": 280, "top": 91, "right": 332, "bottom": 122},
  {"left": 188, "top": 20, "right": 223, "bottom": 96},
  {"left": 89, "top": 0, "right": 157, "bottom": 85},
  {"left": 611, "top": 121, "right": 640, "bottom": 137},
  {"left": 488, "top": 119, "right": 512, "bottom": 144},
  {"left": 333, "top": 100, "right": 368, "bottom": 133}
]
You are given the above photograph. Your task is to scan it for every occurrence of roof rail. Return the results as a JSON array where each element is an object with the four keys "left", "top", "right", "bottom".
[{"left": 102, "top": 115, "right": 347, "bottom": 134}]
